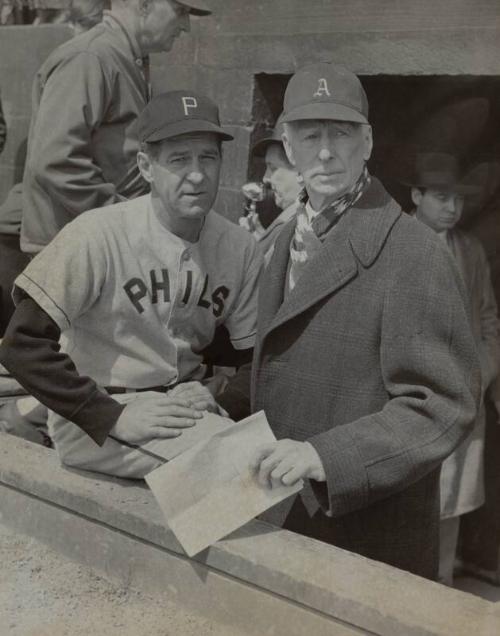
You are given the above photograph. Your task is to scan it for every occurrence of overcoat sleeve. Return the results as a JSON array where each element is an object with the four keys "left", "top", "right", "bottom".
[{"left": 308, "top": 241, "right": 481, "bottom": 518}]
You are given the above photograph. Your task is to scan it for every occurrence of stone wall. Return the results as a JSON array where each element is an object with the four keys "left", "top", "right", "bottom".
[{"left": 2, "top": 0, "right": 499, "bottom": 215}]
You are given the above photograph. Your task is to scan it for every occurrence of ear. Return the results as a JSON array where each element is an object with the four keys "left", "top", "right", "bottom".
[
  {"left": 281, "top": 129, "right": 296, "bottom": 167},
  {"left": 362, "top": 125, "right": 373, "bottom": 161},
  {"left": 411, "top": 187, "right": 422, "bottom": 208},
  {"left": 137, "top": 150, "right": 154, "bottom": 183}
]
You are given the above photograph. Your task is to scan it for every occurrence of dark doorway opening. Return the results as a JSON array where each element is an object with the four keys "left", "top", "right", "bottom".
[{"left": 251, "top": 73, "right": 500, "bottom": 215}]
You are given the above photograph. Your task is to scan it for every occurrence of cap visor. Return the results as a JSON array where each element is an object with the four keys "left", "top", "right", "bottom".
[
  {"left": 252, "top": 136, "right": 281, "bottom": 157},
  {"left": 179, "top": 0, "right": 211, "bottom": 15},
  {"left": 281, "top": 102, "right": 368, "bottom": 125},
  {"left": 145, "top": 120, "right": 233, "bottom": 142}
]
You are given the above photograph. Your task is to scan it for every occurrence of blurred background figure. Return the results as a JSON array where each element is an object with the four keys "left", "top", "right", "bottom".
[
  {"left": 0, "top": 92, "right": 6, "bottom": 154},
  {"left": 67, "top": 0, "right": 104, "bottom": 33},
  {"left": 409, "top": 151, "right": 500, "bottom": 586},
  {"left": 240, "top": 116, "right": 302, "bottom": 255}
]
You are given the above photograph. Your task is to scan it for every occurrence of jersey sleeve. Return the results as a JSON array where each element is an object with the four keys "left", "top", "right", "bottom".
[
  {"left": 13, "top": 216, "right": 106, "bottom": 331},
  {"left": 223, "top": 238, "right": 263, "bottom": 350}
]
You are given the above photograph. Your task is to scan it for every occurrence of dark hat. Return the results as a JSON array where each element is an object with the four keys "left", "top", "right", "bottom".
[
  {"left": 176, "top": 0, "right": 211, "bottom": 16},
  {"left": 136, "top": 91, "right": 233, "bottom": 143},
  {"left": 252, "top": 115, "right": 285, "bottom": 157},
  {"left": 405, "top": 98, "right": 490, "bottom": 153},
  {"left": 281, "top": 62, "right": 369, "bottom": 125},
  {"left": 405, "top": 152, "right": 479, "bottom": 193}
]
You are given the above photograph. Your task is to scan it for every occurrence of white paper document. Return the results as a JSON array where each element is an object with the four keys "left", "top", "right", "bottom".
[{"left": 145, "top": 411, "right": 303, "bottom": 556}]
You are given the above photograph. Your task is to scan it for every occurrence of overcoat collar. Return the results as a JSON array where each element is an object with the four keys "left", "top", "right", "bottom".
[{"left": 259, "top": 177, "right": 402, "bottom": 338}]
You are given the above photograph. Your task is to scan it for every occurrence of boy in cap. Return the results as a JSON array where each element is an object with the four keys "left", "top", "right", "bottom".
[
  {"left": 410, "top": 152, "right": 500, "bottom": 584},
  {"left": 220, "top": 63, "right": 480, "bottom": 579},
  {"left": 0, "top": 91, "right": 262, "bottom": 478}
]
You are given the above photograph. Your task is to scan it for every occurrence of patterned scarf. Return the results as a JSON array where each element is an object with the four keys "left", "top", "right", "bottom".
[{"left": 288, "top": 165, "right": 371, "bottom": 291}]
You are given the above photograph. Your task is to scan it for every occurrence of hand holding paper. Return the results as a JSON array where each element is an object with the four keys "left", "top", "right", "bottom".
[
  {"left": 146, "top": 411, "right": 303, "bottom": 556},
  {"left": 250, "top": 439, "right": 326, "bottom": 488}
]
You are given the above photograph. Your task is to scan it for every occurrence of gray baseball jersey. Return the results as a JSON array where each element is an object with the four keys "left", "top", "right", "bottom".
[{"left": 15, "top": 195, "right": 262, "bottom": 389}]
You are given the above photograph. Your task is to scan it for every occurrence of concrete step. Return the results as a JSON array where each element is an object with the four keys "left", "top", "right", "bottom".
[{"left": 1, "top": 432, "right": 499, "bottom": 636}]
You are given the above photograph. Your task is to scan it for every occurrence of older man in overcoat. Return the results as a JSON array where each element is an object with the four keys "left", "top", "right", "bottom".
[{"left": 219, "top": 62, "right": 480, "bottom": 580}]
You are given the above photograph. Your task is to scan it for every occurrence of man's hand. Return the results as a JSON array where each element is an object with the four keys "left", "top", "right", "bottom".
[
  {"left": 168, "top": 381, "right": 218, "bottom": 412},
  {"left": 249, "top": 439, "right": 326, "bottom": 488},
  {"left": 112, "top": 394, "right": 203, "bottom": 444}
]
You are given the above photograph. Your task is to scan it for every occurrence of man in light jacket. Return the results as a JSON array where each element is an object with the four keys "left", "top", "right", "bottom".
[{"left": 21, "top": 0, "right": 212, "bottom": 254}]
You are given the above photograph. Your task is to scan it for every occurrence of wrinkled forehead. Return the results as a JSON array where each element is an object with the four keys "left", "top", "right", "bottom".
[
  {"left": 161, "top": 131, "right": 221, "bottom": 151},
  {"left": 286, "top": 119, "right": 361, "bottom": 132}
]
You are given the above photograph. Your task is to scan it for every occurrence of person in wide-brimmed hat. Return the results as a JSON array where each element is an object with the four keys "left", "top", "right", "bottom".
[
  {"left": 408, "top": 152, "right": 480, "bottom": 233},
  {"left": 409, "top": 151, "right": 500, "bottom": 586}
]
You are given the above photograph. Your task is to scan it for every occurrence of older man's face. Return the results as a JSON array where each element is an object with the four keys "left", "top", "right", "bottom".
[
  {"left": 283, "top": 120, "right": 372, "bottom": 209},
  {"left": 140, "top": 0, "right": 191, "bottom": 54}
]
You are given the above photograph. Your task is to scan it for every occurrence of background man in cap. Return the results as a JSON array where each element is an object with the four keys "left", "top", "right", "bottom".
[
  {"left": 21, "top": 0, "right": 212, "bottom": 254},
  {"left": 220, "top": 62, "right": 480, "bottom": 579},
  {"left": 243, "top": 116, "right": 302, "bottom": 255},
  {"left": 410, "top": 152, "right": 500, "bottom": 584},
  {"left": 0, "top": 91, "right": 262, "bottom": 478}
]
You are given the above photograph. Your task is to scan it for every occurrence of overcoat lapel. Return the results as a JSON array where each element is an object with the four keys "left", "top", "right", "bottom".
[
  {"left": 259, "top": 178, "right": 402, "bottom": 340},
  {"left": 264, "top": 214, "right": 358, "bottom": 336}
]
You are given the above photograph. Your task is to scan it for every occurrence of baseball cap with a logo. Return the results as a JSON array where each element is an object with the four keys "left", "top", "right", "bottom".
[
  {"left": 136, "top": 91, "right": 233, "bottom": 143},
  {"left": 281, "top": 62, "right": 369, "bottom": 125},
  {"left": 176, "top": 0, "right": 212, "bottom": 16}
]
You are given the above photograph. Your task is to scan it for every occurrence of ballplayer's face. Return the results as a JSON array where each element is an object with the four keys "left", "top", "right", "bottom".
[
  {"left": 146, "top": 132, "right": 222, "bottom": 222},
  {"left": 283, "top": 120, "right": 372, "bottom": 204}
]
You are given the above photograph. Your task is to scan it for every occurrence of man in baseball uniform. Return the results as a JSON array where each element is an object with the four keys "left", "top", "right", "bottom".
[{"left": 0, "top": 91, "right": 262, "bottom": 478}]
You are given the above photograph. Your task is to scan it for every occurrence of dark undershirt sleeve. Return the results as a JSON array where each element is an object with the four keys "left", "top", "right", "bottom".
[
  {"left": 216, "top": 362, "right": 252, "bottom": 421},
  {"left": 0, "top": 296, "right": 124, "bottom": 446}
]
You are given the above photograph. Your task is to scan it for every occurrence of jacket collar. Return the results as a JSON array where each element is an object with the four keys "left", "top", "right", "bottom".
[
  {"left": 258, "top": 177, "right": 402, "bottom": 338},
  {"left": 103, "top": 11, "right": 143, "bottom": 63},
  {"left": 347, "top": 177, "right": 402, "bottom": 267}
]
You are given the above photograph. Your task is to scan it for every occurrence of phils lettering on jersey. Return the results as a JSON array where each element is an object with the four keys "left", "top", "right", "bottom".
[{"left": 123, "top": 269, "right": 229, "bottom": 318}]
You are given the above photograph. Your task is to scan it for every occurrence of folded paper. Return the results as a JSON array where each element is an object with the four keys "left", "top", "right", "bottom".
[{"left": 146, "top": 411, "right": 303, "bottom": 556}]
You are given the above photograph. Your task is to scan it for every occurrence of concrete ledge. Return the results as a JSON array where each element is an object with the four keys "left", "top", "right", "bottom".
[{"left": 1, "top": 433, "right": 499, "bottom": 635}]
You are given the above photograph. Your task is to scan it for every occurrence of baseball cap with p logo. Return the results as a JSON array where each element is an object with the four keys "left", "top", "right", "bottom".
[
  {"left": 136, "top": 91, "right": 233, "bottom": 143},
  {"left": 281, "top": 62, "right": 369, "bottom": 125}
]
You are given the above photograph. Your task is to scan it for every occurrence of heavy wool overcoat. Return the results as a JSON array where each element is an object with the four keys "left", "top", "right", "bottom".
[{"left": 249, "top": 178, "right": 480, "bottom": 579}]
